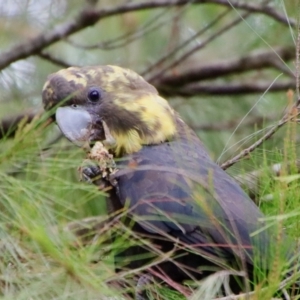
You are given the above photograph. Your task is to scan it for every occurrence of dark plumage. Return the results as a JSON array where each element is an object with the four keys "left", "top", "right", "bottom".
[{"left": 42, "top": 65, "right": 295, "bottom": 296}]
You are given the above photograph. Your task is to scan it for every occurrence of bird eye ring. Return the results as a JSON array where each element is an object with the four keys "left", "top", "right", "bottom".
[{"left": 88, "top": 88, "right": 102, "bottom": 102}]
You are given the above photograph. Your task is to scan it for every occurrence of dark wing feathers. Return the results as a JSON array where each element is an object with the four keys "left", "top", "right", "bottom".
[{"left": 113, "top": 139, "right": 284, "bottom": 264}]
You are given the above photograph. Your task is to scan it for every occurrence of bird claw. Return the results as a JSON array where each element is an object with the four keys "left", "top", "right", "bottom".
[
  {"left": 79, "top": 158, "right": 119, "bottom": 192},
  {"left": 79, "top": 159, "right": 101, "bottom": 182},
  {"left": 78, "top": 159, "right": 111, "bottom": 190}
]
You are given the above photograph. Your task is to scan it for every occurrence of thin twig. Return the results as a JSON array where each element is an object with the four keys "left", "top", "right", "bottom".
[
  {"left": 67, "top": 6, "right": 185, "bottom": 51},
  {"left": 148, "top": 11, "right": 251, "bottom": 82},
  {"left": 38, "top": 52, "right": 72, "bottom": 68},
  {"left": 220, "top": 105, "right": 300, "bottom": 170},
  {"left": 142, "top": 8, "right": 231, "bottom": 77}
]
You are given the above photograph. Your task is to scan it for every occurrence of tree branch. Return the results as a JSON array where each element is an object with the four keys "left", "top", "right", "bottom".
[
  {"left": 38, "top": 52, "right": 72, "bottom": 68},
  {"left": 147, "top": 10, "right": 251, "bottom": 82},
  {"left": 0, "top": 6, "right": 100, "bottom": 71},
  {"left": 0, "top": 0, "right": 294, "bottom": 72},
  {"left": 158, "top": 80, "right": 295, "bottom": 96},
  {"left": 141, "top": 8, "right": 231, "bottom": 77},
  {"left": 155, "top": 46, "right": 295, "bottom": 86},
  {"left": 221, "top": 102, "right": 300, "bottom": 170}
]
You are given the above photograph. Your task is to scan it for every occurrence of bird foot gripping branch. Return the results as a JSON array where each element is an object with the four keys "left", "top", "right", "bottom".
[{"left": 78, "top": 141, "right": 118, "bottom": 190}]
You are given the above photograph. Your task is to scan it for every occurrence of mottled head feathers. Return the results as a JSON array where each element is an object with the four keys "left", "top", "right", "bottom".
[{"left": 42, "top": 65, "right": 177, "bottom": 156}]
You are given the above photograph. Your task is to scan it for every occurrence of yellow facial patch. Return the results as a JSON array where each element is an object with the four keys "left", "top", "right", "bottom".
[
  {"left": 112, "top": 129, "right": 143, "bottom": 156},
  {"left": 111, "top": 93, "right": 176, "bottom": 155}
]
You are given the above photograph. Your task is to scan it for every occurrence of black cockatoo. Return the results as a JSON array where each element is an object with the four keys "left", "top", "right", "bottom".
[{"left": 42, "top": 65, "right": 296, "bottom": 297}]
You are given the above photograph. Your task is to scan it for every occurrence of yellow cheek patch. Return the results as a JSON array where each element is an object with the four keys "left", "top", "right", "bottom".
[
  {"left": 112, "top": 129, "right": 143, "bottom": 156},
  {"left": 139, "top": 95, "right": 175, "bottom": 135},
  {"left": 112, "top": 94, "right": 176, "bottom": 154}
]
